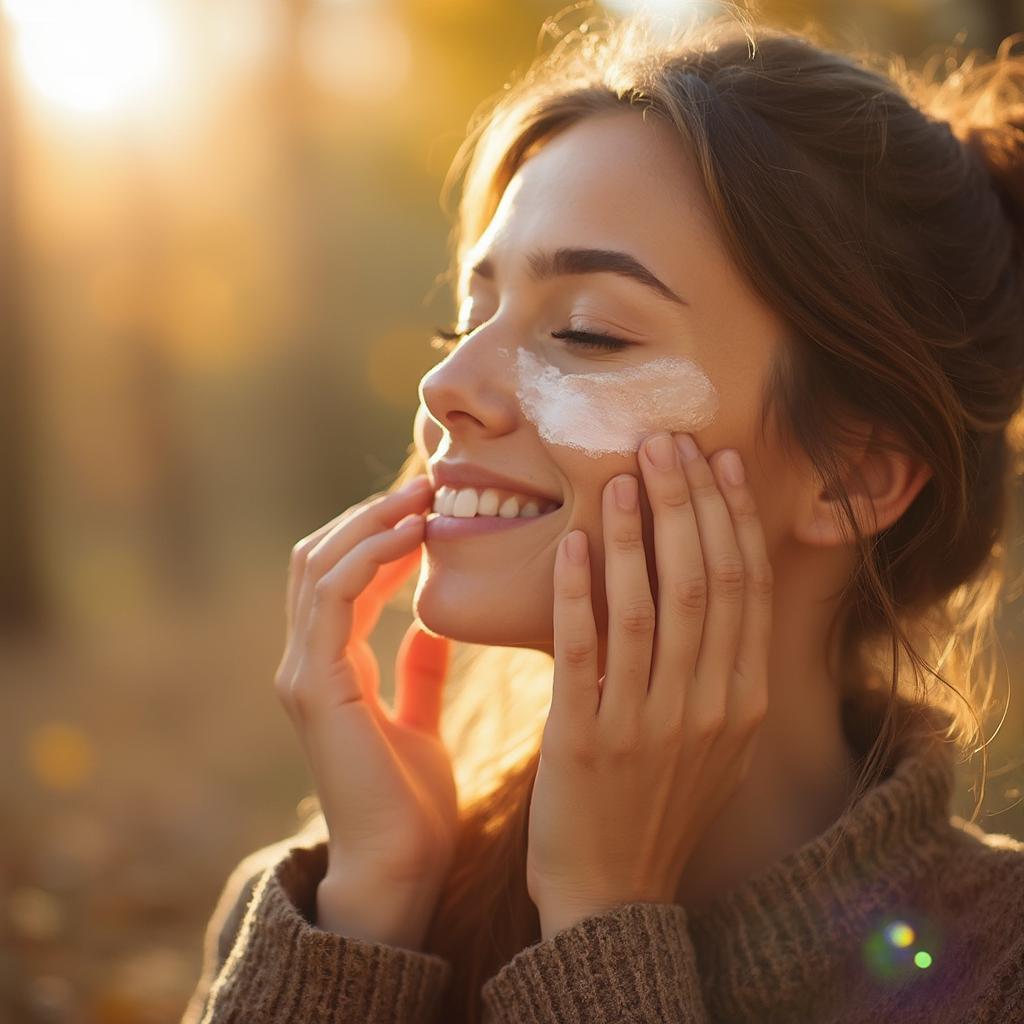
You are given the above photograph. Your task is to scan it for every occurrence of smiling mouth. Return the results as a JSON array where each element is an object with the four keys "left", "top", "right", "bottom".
[{"left": 431, "top": 485, "right": 562, "bottom": 521}]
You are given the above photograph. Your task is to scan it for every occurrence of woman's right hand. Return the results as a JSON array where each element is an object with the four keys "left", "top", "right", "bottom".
[{"left": 274, "top": 474, "right": 457, "bottom": 948}]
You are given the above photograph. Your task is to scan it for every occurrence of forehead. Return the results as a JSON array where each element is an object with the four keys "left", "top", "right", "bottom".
[{"left": 461, "top": 109, "right": 721, "bottom": 294}]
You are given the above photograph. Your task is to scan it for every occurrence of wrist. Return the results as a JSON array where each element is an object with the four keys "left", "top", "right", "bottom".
[
  {"left": 538, "top": 900, "right": 619, "bottom": 942},
  {"left": 315, "top": 872, "right": 437, "bottom": 951}
]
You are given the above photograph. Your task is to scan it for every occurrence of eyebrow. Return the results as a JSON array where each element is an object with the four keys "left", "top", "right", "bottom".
[{"left": 464, "top": 246, "right": 690, "bottom": 308}]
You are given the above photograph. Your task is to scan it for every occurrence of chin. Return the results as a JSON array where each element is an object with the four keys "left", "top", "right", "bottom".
[{"left": 411, "top": 565, "right": 555, "bottom": 649}]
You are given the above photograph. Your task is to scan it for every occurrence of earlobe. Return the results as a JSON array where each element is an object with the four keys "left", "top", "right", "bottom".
[{"left": 794, "top": 430, "right": 933, "bottom": 548}]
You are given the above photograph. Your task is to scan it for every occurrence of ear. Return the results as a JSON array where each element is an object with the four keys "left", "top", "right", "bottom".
[{"left": 794, "top": 424, "right": 933, "bottom": 548}]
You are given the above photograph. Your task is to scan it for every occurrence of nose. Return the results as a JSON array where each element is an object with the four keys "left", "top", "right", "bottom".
[{"left": 418, "top": 324, "right": 519, "bottom": 440}]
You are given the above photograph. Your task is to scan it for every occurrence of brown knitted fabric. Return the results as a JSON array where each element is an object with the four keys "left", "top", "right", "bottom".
[
  {"left": 182, "top": 694, "right": 1024, "bottom": 1023},
  {"left": 180, "top": 841, "right": 451, "bottom": 1023}
]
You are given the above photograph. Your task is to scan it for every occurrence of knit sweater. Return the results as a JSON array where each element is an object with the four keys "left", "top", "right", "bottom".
[{"left": 181, "top": 692, "right": 1024, "bottom": 1023}]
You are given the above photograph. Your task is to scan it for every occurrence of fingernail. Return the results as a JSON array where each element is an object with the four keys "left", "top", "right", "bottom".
[
  {"left": 396, "top": 513, "right": 424, "bottom": 529},
  {"left": 613, "top": 475, "right": 638, "bottom": 511},
  {"left": 644, "top": 433, "right": 675, "bottom": 469},
  {"left": 565, "top": 530, "right": 588, "bottom": 564},
  {"left": 676, "top": 434, "right": 700, "bottom": 462},
  {"left": 719, "top": 450, "right": 745, "bottom": 486}
]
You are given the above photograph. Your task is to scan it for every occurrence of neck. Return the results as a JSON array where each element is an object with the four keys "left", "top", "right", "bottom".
[{"left": 674, "top": 544, "right": 861, "bottom": 912}]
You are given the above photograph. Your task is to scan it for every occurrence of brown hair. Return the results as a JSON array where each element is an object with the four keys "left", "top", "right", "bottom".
[{"left": 315, "top": 5, "right": 1024, "bottom": 1018}]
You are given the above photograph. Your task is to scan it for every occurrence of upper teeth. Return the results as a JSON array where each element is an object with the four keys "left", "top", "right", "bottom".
[{"left": 433, "top": 486, "right": 560, "bottom": 519}]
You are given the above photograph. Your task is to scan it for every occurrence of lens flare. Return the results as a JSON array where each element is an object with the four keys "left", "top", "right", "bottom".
[
  {"left": 863, "top": 913, "right": 941, "bottom": 983},
  {"left": 885, "top": 921, "right": 915, "bottom": 948}
]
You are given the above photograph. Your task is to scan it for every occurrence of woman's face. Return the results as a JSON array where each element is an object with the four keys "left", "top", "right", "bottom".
[{"left": 411, "top": 109, "right": 795, "bottom": 653}]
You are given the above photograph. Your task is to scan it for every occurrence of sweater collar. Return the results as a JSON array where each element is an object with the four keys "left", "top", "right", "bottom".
[{"left": 686, "top": 690, "right": 958, "bottom": 1022}]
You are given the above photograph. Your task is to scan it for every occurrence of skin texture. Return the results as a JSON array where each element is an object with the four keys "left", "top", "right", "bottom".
[{"left": 410, "top": 109, "right": 933, "bottom": 916}]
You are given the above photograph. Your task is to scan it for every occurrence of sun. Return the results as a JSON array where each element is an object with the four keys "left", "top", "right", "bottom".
[{"left": 2, "top": 0, "right": 177, "bottom": 119}]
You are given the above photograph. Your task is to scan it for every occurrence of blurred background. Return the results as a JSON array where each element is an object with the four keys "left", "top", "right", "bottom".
[{"left": 1, "top": 0, "right": 1022, "bottom": 1020}]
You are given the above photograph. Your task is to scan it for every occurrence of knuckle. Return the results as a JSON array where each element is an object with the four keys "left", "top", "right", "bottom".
[
  {"left": 748, "top": 564, "right": 775, "bottom": 601},
  {"left": 728, "top": 491, "right": 761, "bottom": 523},
  {"left": 741, "top": 691, "right": 769, "bottom": 733},
  {"left": 612, "top": 525, "right": 645, "bottom": 555},
  {"left": 556, "top": 729, "right": 597, "bottom": 768},
  {"left": 690, "top": 707, "right": 727, "bottom": 746},
  {"left": 283, "top": 672, "right": 315, "bottom": 710},
  {"left": 606, "top": 722, "right": 643, "bottom": 759},
  {"left": 689, "top": 473, "right": 720, "bottom": 499},
  {"left": 290, "top": 539, "right": 312, "bottom": 573},
  {"left": 669, "top": 575, "right": 708, "bottom": 616},
  {"left": 311, "top": 575, "right": 339, "bottom": 607},
  {"left": 273, "top": 667, "right": 294, "bottom": 700},
  {"left": 618, "top": 598, "right": 656, "bottom": 637},
  {"left": 659, "top": 483, "right": 692, "bottom": 512},
  {"left": 709, "top": 559, "right": 745, "bottom": 598},
  {"left": 562, "top": 636, "right": 594, "bottom": 668},
  {"left": 556, "top": 576, "right": 591, "bottom": 602},
  {"left": 570, "top": 740, "right": 598, "bottom": 769},
  {"left": 306, "top": 549, "right": 336, "bottom": 581}
]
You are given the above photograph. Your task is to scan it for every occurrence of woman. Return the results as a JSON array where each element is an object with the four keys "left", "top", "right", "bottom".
[{"left": 182, "top": 7, "right": 1024, "bottom": 1022}]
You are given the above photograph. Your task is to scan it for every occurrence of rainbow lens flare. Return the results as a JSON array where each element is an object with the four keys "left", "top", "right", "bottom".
[{"left": 862, "top": 913, "right": 940, "bottom": 983}]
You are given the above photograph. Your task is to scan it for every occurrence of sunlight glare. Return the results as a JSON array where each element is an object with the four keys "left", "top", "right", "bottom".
[
  {"left": 601, "top": 0, "right": 721, "bottom": 29},
  {"left": 3, "top": 0, "right": 176, "bottom": 118}
]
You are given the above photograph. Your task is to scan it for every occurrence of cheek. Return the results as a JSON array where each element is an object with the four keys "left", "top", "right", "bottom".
[{"left": 548, "top": 447, "right": 637, "bottom": 555}]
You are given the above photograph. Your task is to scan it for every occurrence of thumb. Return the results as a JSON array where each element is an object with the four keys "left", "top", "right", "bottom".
[{"left": 394, "top": 622, "right": 450, "bottom": 736}]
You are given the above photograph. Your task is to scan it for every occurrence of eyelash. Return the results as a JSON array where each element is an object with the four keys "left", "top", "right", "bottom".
[{"left": 429, "top": 325, "right": 631, "bottom": 353}]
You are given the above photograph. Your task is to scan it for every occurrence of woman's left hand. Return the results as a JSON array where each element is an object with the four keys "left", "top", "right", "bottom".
[{"left": 526, "top": 430, "right": 774, "bottom": 940}]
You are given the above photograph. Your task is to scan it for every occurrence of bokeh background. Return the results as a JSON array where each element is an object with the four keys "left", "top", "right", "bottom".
[{"left": 1, "top": 0, "right": 1023, "bottom": 1020}]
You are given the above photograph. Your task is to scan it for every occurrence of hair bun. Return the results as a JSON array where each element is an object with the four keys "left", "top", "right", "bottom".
[
  {"left": 935, "top": 33, "right": 1024, "bottom": 234},
  {"left": 961, "top": 109, "right": 1024, "bottom": 233}
]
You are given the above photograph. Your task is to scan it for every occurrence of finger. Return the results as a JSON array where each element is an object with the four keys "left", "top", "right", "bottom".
[
  {"left": 598, "top": 473, "right": 655, "bottom": 732},
  {"left": 676, "top": 434, "right": 745, "bottom": 726},
  {"left": 287, "top": 476, "right": 431, "bottom": 637},
  {"left": 708, "top": 449, "right": 772, "bottom": 723},
  {"left": 637, "top": 432, "right": 705, "bottom": 718},
  {"left": 303, "top": 517, "right": 426, "bottom": 700},
  {"left": 292, "top": 478, "right": 433, "bottom": 659},
  {"left": 394, "top": 623, "right": 450, "bottom": 736},
  {"left": 370, "top": 541, "right": 424, "bottom": 602},
  {"left": 351, "top": 542, "right": 423, "bottom": 642},
  {"left": 550, "top": 529, "right": 599, "bottom": 731},
  {"left": 287, "top": 494, "right": 383, "bottom": 636}
]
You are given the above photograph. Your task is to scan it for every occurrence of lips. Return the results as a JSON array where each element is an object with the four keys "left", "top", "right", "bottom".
[{"left": 428, "top": 460, "right": 562, "bottom": 507}]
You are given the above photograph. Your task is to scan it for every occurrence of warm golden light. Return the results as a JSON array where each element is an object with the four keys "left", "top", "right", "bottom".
[{"left": 3, "top": 0, "right": 177, "bottom": 118}]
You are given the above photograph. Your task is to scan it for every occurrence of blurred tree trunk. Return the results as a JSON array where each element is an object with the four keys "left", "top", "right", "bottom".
[
  {"left": 0, "top": 12, "right": 50, "bottom": 639},
  {"left": 265, "top": 0, "right": 365, "bottom": 521},
  {"left": 120, "top": 146, "right": 207, "bottom": 601}
]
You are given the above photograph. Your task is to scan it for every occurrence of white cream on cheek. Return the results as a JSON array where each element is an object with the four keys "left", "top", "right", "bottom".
[{"left": 514, "top": 346, "right": 719, "bottom": 458}]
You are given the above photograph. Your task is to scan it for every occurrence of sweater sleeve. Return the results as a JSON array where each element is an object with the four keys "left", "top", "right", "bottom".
[
  {"left": 180, "top": 837, "right": 452, "bottom": 1024},
  {"left": 480, "top": 901, "right": 710, "bottom": 1024}
]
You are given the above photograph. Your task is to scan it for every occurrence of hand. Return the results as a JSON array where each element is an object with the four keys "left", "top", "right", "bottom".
[
  {"left": 274, "top": 475, "right": 458, "bottom": 946},
  {"left": 526, "top": 431, "right": 773, "bottom": 940}
]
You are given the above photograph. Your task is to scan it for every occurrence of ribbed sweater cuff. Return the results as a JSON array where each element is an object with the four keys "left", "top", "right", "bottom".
[
  {"left": 480, "top": 901, "right": 708, "bottom": 1024},
  {"left": 204, "top": 846, "right": 451, "bottom": 1022}
]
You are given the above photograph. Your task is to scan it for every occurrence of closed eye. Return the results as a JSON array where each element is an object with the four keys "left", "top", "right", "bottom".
[
  {"left": 429, "top": 325, "right": 632, "bottom": 354},
  {"left": 549, "top": 328, "right": 630, "bottom": 352}
]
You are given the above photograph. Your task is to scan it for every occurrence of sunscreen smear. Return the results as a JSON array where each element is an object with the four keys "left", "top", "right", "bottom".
[{"left": 515, "top": 346, "right": 719, "bottom": 458}]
